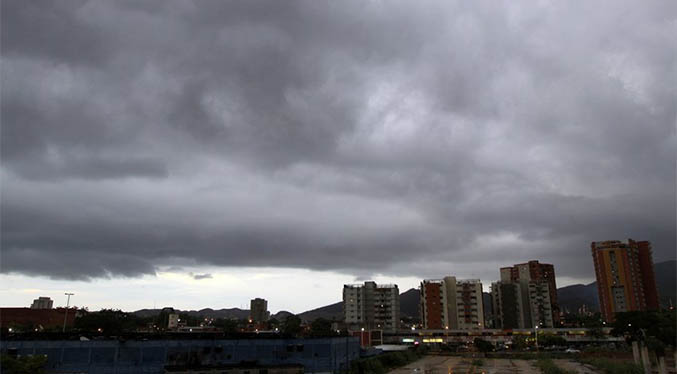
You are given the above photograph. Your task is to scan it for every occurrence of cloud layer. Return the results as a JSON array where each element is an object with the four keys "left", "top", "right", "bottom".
[{"left": 2, "top": 0, "right": 675, "bottom": 283}]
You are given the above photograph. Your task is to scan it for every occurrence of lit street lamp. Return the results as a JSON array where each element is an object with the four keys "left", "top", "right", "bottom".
[
  {"left": 535, "top": 325, "right": 539, "bottom": 352},
  {"left": 63, "top": 293, "right": 74, "bottom": 332}
]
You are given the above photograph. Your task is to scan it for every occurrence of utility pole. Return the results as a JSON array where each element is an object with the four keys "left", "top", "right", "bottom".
[{"left": 63, "top": 293, "right": 74, "bottom": 332}]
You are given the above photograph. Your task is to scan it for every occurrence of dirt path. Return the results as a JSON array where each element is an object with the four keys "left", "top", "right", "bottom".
[
  {"left": 553, "top": 359, "right": 600, "bottom": 374},
  {"left": 387, "top": 357, "right": 542, "bottom": 374},
  {"left": 510, "top": 360, "right": 540, "bottom": 374}
]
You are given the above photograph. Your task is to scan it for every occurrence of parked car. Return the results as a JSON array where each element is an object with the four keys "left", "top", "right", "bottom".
[{"left": 565, "top": 348, "right": 581, "bottom": 353}]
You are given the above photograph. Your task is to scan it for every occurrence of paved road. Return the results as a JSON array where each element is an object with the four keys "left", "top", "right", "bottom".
[{"left": 387, "top": 356, "right": 542, "bottom": 374}]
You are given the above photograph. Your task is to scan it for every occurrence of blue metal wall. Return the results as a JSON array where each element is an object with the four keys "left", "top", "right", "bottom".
[{"left": 1, "top": 337, "right": 360, "bottom": 374}]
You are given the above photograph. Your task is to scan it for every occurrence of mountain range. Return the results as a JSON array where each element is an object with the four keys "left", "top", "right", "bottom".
[{"left": 133, "top": 260, "right": 675, "bottom": 321}]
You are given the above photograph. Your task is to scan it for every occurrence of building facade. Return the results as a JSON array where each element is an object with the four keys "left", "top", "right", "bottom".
[
  {"left": 250, "top": 298, "right": 270, "bottom": 323},
  {"left": 490, "top": 282, "right": 525, "bottom": 329},
  {"left": 343, "top": 282, "right": 400, "bottom": 333},
  {"left": 500, "top": 260, "right": 559, "bottom": 325},
  {"left": 591, "top": 239, "right": 660, "bottom": 322},
  {"left": 0, "top": 308, "right": 76, "bottom": 331},
  {"left": 30, "top": 297, "right": 54, "bottom": 309},
  {"left": 525, "top": 281, "right": 553, "bottom": 328},
  {"left": 1, "top": 336, "right": 360, "bottom": 374},
  {"left": 420, "top": 277, "right": 484, "bottom": 330}
]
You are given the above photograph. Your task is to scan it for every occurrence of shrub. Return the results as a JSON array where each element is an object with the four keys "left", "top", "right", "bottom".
[
  {"left": 580, "top": 358, "right": 643, "bottom": 374},
  {"left": 350, "top": 348, "right": 426, "bottom": 374},
  {"left": 0, "top": 354, "right": 47, "bottom": 374},
  {"left": 534, "top": 358, "right": 576, "bottom": 374}
]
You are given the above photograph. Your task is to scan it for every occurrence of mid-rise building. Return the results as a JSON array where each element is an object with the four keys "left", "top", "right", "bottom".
[
  {"left": 343, "top": 281, "right": 400, "bottom": 333},
  {"left": 591, "top": 239, "right": 660, "bottom": 322},
  {"left": 500, "top": 260, "right": 559, "bottom": 325},
  {"left": 420, "top": 277, "right": 484, "bottom": 330},
  {"left": 525, "top": 280, "right": 553, "bottom": 328},
  {"left": 30, "top": 297, "right": 53, "bottom": 309},
  {"left": 250, "top": 298, "right": 269, "bottom": 323},
  {"left": 491, "top": 282, "right": 525, "bottom": 329}
]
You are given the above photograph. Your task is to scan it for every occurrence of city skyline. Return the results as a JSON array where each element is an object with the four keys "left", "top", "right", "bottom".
[
  {"left": 2, "top": 254, "right": 672, "bottom": 314},
  {"left": 2, "top": 1, "right": 676, "bottom": 313}
]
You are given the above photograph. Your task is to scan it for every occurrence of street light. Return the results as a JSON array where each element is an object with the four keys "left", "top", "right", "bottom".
[
  {"left": 534, "top": 325, "right": 539, "bottom": 352},
  {"left": 63, "top": 293, "right": 74, "bottom": 332}
]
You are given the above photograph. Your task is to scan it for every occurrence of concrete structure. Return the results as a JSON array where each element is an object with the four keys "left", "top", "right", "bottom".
[
  {"left": 343, "top": 281, "right": 400, "bottom": 333},
  {"left": 250, "top": 298, "right": 270, "bottom": 323},
  {"left": 30, "top": 297, "right": 54, "bottom": 309},
  {"left": 591, "top": 239, "right": 660, "bottom": 322},
  {"left": 500, "top": 260, "right": 559, "bottom": 325},
  {"left": 167, "top": 313, "right": 179, "bottom": 329},
  {"left": 491, "top": 282, "right": 525, "bottom": 329},
  {"left": 525, "top": 280, "right": 553, "bottom": 328},
  {"left": 350, "top": 329, "right": 383, "bottom": 347},
  {"left": 1, "top": 336, "right": 360, "bottom": 374},
  {"left": 165, "top": 363, "right": 304, "bottom": 374},
  {"left": 383, "top": 327, "right": 623, "bottom": 345},
  {"left": 491, "top": 279, "right": 554, "bottom": 328},
  {"left": 420, "top": 277, "right": 484, "bottom": 330}
]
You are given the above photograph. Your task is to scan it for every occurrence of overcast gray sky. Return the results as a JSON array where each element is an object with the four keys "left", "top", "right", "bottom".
[{"left": 1, "top": 0, "right": 675, "bottom": 312}]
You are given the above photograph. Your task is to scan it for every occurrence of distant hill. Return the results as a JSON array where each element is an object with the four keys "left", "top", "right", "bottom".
[
  {"left": 132, "top": 307, "right": 250, "bottom": 320},
  {"left": 271, "top": 310, "right": 294, "bottom": 321},
  {"left": 655, "top": 260, "right": 676, "bottom": 307},
  {"left": 400, "top": 288, "right": 419, "bottom": 318},
  {"left": 297, "top": 301, "right": 342, "bottom": 322},
  {"left": 557, "top": 283, "right": 599, "bottom": 313}
]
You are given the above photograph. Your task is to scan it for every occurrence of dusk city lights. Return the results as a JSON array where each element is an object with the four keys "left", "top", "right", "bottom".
[{"left": 1, "top": 1, "right": 675, "bottom": 373}]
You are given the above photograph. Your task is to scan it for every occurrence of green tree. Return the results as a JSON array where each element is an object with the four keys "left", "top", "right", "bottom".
[
  {"left": 266, "top": 317, "right": 280, "bottom": 331},
  {"left": 512, "top": 335, "right": 528, "bottom": 351},
  {"left": 74, "top": 309, "right": 139, "bottom": 334},
  {"left": 1, "top": 354, "right": 47, "bottom": 374},
  {"left": 177, "top": 313, "right": 202, "bottom": 326},
  {"left": 474, "top": 338, "right": 494, "bottom": 352},
  {"left": 587, "top": 326, "right": 606, "bottom": 340},
  {"left": 309, "top": 318, "right": 332, "bottom": 336},
  {"left": 214, "top": 318, "right": 240, "bottom": 333},
  {"left": 282, "top": 314, "right": 302, "bottom": 336},
  {"left": 611, "top": 310, "right": 676, "bottom": 348}
]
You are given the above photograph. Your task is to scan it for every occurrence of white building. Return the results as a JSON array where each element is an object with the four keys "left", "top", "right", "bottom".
[
  {"left": 343, "top": 281, "right": 400, "bottom": 333},
  {"left": 420, "top": 277, "right": 484, "bottom": 330}
]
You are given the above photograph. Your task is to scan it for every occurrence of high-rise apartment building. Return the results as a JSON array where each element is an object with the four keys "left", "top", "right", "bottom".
[
  {"left": 250, "top": 298, "right": 270, "bottom": 323},
  {"left": 30, "top": 297, "right": 53, "bottom": 309},
  {"left": 591, "top": 239, "right": 660, "bottom": 322},
  {"left": 343, "top": 281, "right": 400, "bottom": 333},
  {"left": 420, "top": 277, "right": 484, "bottom": 330},
  {"left": 500, "top": 260, "right": 559, "bottom": 325}
]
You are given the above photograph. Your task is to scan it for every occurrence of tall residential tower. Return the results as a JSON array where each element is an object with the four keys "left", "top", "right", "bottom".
[
  {"left": 343, "top": 281, "right": 400, "bottom": 333},
  {"left": 250, "top": 298, "right": 270, "bottom": 323},
  {"left": 591, "top": 239, "right": 659, "bottom": 322}
]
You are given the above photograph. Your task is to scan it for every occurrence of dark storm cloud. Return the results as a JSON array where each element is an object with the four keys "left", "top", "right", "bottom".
[{"left": 1, "top": 0, "right": 675, "bottom": 282}]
